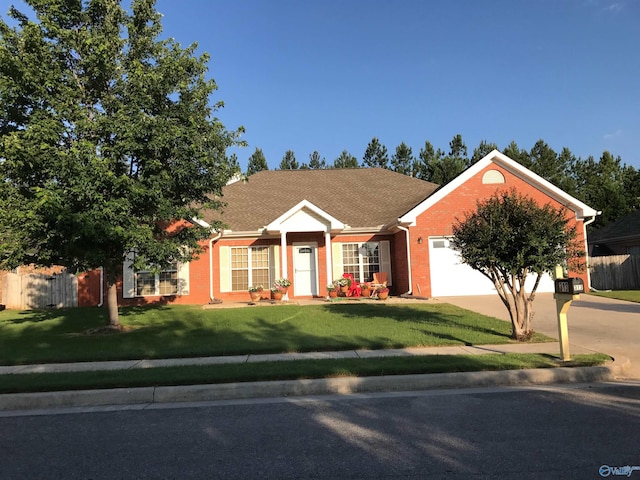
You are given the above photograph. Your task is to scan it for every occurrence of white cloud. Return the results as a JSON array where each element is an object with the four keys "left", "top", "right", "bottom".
[
  {"left": 603, "top": 2, "right": 624, "bottom": 13},
  {"left": 603, "top": 129, "right": 623, "bottom": 140}
]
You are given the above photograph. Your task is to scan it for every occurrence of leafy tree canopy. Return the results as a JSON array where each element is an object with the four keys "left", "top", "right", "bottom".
[
  {"left": 307, "top": 150, "right": 327, "bottom": 170},
  {"left": 333, "top": 150, "right": 358, "bottom": 169},
  {"left": 391, "top": 141, "right": 415, "bottom": 176},
  {"left": 246, "top": 147, "right": 268, "bottom": 175},
  {"left": 0, "top": 0, "right": 243, "bottom": 325},
  {"left": 278, "top": 149, "right": 298, "bottom": 170},
  {"left": 452, "top": 189, "right": 582, "bottom": 340},
  {"left": 362, "top": 137, "right": 388, "bottom": 168}
]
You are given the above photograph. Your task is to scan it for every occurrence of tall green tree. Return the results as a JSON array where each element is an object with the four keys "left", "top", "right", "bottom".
[
  {"left": 227, "top": 153, "right": 241, "bottom": 177},
  {"left": 362, "top": 137, "right": 388, "bottom": 168},
  {"left": 503, "top": 141, "right": 531, "bottom": 166},
  {"left": 307, "top": 150, "right": 327, "bottom": 169},
  {"left": 246, "top": 147, "right": 268, "bottom": 176},
  {"left": 471, "top": 140, "right": 498, "bottom": 164},
  {"left": 0, "top": 0, "right": 243, "bottom": 327},
  {"left": 416, "top": 140, "right": 444, "bottom": 183},
  {"left": 573, "top": 151, "right": 633, "bottom": 229},
  {"left": 416, "top": 136, "right": 467, "bottom": 185},
  {"left": 333, "top": 150, "right": 358, "bottom": 168},
  {"left": 279, "top": 149, "right": 298, "bottom": 170},
  {"left": 525, "top": 140, "right": 576, "bottom": 194},
  {"left": 622, "top": 165, "right": 640, "bottom": 212},
  {"left": 448, "top": 133, "right": 468, "bottom": 160},
  {"left": 452, "top": 189, "right": 583, "bottom": 340},
  {"left": 391, "top": 141, "right": 415, "bottom": 175}
]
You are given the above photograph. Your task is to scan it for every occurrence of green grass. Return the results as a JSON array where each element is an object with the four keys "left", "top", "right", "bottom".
[
  {"left": 0, "top": 353, "right": 611, "bottom": 394},
  {"left": 589, "top": 290, "right": 640, "bottom": 303},
  {"left": 0, "top": 303, "right": 551, "bottom": 366}
]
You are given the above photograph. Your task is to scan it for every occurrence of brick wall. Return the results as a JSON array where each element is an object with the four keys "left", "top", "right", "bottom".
[{"left": 410, "top": 164, "right": 589, "bottom": 297}]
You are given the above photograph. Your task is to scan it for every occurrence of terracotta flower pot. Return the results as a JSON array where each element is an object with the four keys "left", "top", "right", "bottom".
[
  {"left": 377, "top": 290, "right": 389, "bottom": 300},
  {"left": 249, "top": 291, "right": 262, "bottom": 302},
  {"left": 272, "top": 291, "right": 283, "bottom": 301},
  {"left": 328, "top": 290, "right": 338, "bottom": 298}
]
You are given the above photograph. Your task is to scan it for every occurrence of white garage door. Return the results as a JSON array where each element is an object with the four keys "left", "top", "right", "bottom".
[{"left": 428, "top": 237, "right": 555, "bottom": 297}]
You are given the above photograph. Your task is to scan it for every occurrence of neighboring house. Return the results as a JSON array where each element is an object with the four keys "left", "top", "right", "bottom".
[
  {"left": 77, "top": 150, "right": 598, "bottom": 306},
  {"left": 588, "top": 209, "right": 640, "bottom": 256}
]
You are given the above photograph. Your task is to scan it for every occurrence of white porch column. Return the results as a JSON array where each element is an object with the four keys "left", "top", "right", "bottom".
[
  {"left": 280, "top": 231, "right": 289, "bottom": 301},
  {"left": 325, "top": 231, "right": 332, "bottom": 286},
  {"left": 280, "top": 231, "right": 288, "bottom": 279}
]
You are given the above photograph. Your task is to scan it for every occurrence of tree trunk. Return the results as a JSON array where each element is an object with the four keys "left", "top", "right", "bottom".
[
  {"left": 491, "top": 269, "right": 536, "bottom": 341},
  {"left": 510, "top": 289, "right": 534, "bottom": 341},
  {"left": 106, "top": 279, "right": 121, "bottom": 329}
]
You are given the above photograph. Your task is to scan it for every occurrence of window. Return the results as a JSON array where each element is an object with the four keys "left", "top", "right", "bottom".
[
  {"left": 123, "top": 253, "right": 189, "bottom": 299},
  {"left": 135, "top": 262, "right": 178, "bottom": 296},
  {"left": 342, "top": 242, "right": 381, "bottom": 282},
  {"left": 231, "top": 246, "right": 270, "bottom": 291}
]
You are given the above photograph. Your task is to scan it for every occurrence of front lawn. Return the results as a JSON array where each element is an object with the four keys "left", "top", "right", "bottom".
[
  {"left": 590, "top": 290, "right": 640, "bottom": 303},
  {"left": 0, "top": 302, "right": 551, "bottom": 365}
]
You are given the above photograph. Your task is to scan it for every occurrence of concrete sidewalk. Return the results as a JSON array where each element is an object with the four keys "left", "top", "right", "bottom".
[
  {"left": 0, "top": 342, "right": 605, "bottom": 375},
  {"left": 0, "top": 341, "right": 630, "bottom": 412}
]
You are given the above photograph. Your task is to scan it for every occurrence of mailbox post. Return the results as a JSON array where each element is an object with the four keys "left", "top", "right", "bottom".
[{"left": 553, "top": 278, "right": 584, "bottom": 361}]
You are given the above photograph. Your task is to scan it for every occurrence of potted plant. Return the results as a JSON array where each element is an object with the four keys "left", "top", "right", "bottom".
[
  {"left": 271, "top": 285, "right": 286, "bottom": 301},
  {"left": 334, "top": 278, "right": 349, "bottom": 294},
  {"left": 360, "top": 282, "right": 371, "bottom": 297},
  {"left": 248, "top": 285, "right": 263, "bottom": 302},
  {"left": 327, "top": 283, "right": 338, "bottom": 298},
  {"left": 376, "top": 286, "right": 389, "bottom": 300},
  {"left": 274, "top": 278, "right": 291, "bottom": 294}
]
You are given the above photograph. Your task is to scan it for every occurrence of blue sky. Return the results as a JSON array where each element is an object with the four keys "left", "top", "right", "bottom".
[{"left": 5, "top": 0, "right": 640, "bottom": 170}]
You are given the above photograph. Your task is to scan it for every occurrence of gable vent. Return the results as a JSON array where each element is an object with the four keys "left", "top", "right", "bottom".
[{"left": 482, "top": 169, "right": 505, "bottom": 184}]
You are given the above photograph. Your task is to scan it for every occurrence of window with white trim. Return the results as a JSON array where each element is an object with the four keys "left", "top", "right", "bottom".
[
  {"left": 135, "top": 262, "right": 178, "bottom": 296},
  {"left": 123, "top": 253, "right": 189, "bottom": 299},
  {"left": 231, "top": 246, "right": 270, "bottom": 291},
  {"left": 342, "top": 242, "right": 380, "bottom": 283}
]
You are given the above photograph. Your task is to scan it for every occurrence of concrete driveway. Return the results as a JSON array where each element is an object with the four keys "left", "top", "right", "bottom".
[{"left": 442, "top": 293, "right": 640, "bottom": 380}]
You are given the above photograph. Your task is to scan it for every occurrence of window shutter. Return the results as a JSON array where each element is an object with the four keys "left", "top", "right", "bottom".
[
  {"left": 270, "top": 245, "right": 280, "bottom": 285},
  {"left": 122, "top": 251, "right": 135, "bottom": 298},
  {"left": 380, "top": 240, "right": 392, "bottom": 286},
  {"left": 177, "top": 262, "right": 190, "bottom": 295},
  {"left": 219, "top": 246, "right": 231, "bottom": 292},
  {"left": 332, "top": 242, "right": 343, "bottom": 282}
]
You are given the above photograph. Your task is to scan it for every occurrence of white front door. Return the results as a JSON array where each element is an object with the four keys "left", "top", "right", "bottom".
[{"left": 293, "top": 243, "right": 318, "bottom": 296}]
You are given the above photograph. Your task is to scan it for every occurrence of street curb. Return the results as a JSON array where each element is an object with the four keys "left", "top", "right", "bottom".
[{"left": 0, "top": 357, "right": 630, "bottom": 412}]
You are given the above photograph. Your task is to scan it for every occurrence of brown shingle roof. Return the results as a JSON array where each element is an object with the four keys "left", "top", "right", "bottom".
[{"left": 202, "top": 168, "right": 439, "bottom": 232}]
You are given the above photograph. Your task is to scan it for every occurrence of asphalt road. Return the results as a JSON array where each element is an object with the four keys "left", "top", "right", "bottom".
[{"left": 1, "top": 382, "right": 639, "bottom": 479}]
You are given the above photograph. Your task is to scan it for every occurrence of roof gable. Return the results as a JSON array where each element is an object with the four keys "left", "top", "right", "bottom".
[
  {"left": 399, "top": 150, "right": 598, "bottom": 225},
  {"left": 265, "top": 200, "right": 346, "bottom": 233}
]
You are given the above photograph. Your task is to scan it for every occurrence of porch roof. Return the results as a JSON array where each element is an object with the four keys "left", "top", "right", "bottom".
[{"left": 202, "top": 168, "right": 439, "bottom": 233}]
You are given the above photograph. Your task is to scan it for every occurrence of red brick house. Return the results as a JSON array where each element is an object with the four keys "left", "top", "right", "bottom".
[{"left": 78, "top": 150, "right": 598, "bottom": 306}]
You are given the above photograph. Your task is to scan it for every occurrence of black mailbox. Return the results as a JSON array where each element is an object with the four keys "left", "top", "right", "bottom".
[{"left": 554, "top": 278, "right": 584, "bottom": 295}]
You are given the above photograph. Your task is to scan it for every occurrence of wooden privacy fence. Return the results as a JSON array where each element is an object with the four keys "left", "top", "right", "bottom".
[
  {"left": 589, "top": 254, "right": 640, "bottom": 290},
  {"left": 2, "top": 271, "right": 78, "bottom": 309}
]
